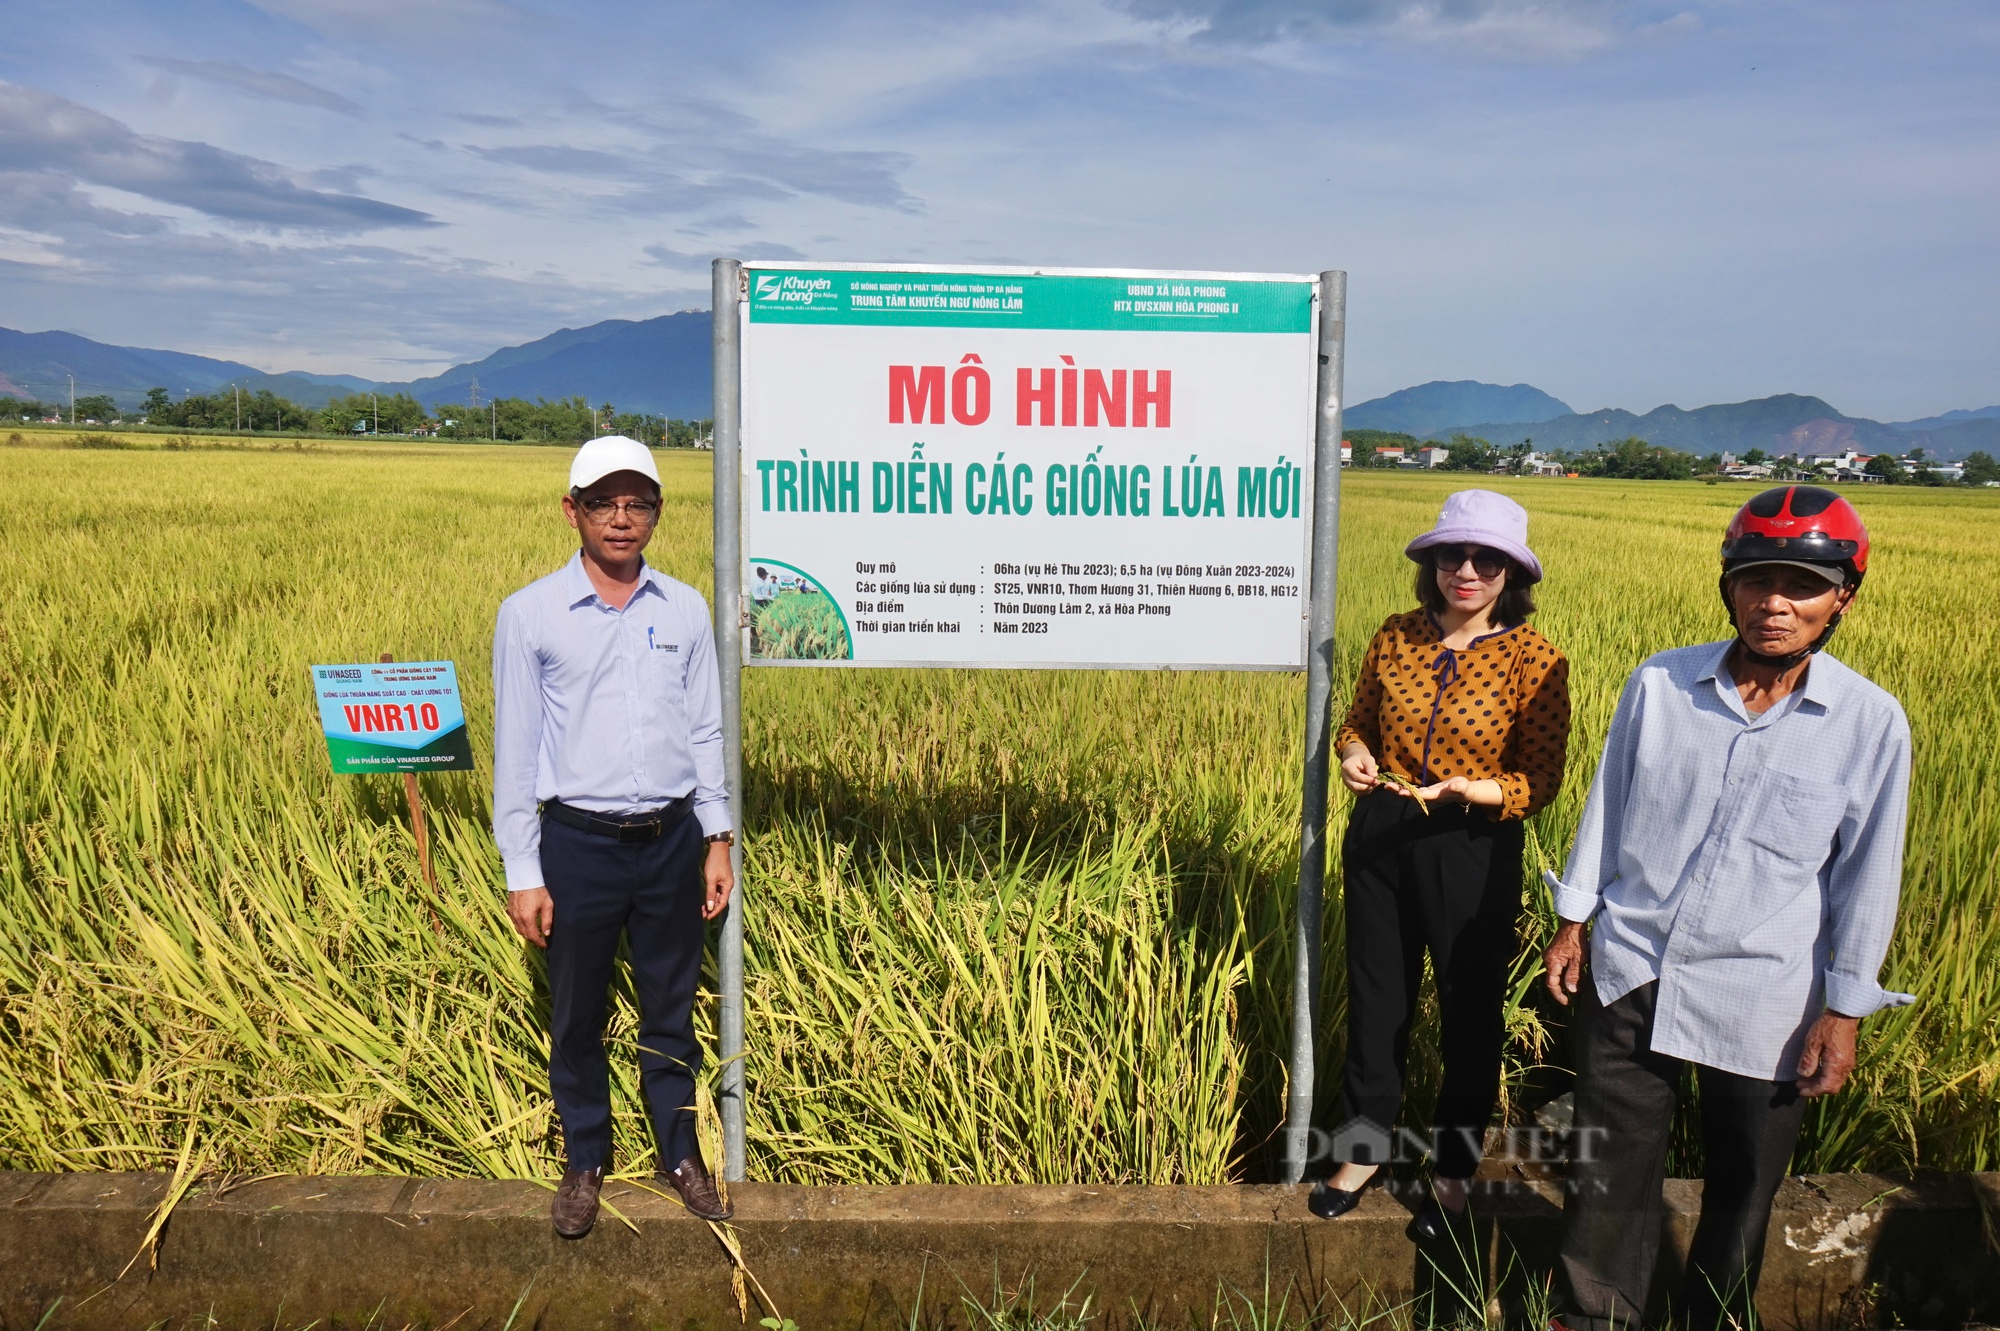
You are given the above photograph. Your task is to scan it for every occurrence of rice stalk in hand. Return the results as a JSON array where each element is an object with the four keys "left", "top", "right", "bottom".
[{"left": 1376, "top": 771, "right": 1430, "bottom": 813}]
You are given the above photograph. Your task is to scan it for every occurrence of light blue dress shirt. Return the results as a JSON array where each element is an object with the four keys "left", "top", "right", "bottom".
[
  {"left": 1549, "top": 640, "right": 1913, "bottom": 1080},
  {"left": 492, "top": 553, "right": 731, "bottom": 892}
]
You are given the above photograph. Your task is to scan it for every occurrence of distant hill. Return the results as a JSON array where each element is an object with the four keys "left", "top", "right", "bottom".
[
  {"left": 1895, "top": 416, "right": 2000, "bottom": 459},
  {"left": 1347, "top": 381, "right": 1573, "bottom": 436},
  {"left": 225, "top": 371, "right": 379, "bottom": 409},
  {"left": 0, "top": 314, "right": 715, "bottom": 417},
  {"left": 1892, "top": 405, "right": 2000, "bottom": 430},
  {"left": 0, "top": 327, "right": 380, "bottom": 409},
  {"left": 380, "top": 313, "right": 713, "bottom": 418},
  {"left": 1433, "top": 393, "right": 2000, "bottom": 461},
  {"left": 0, "top": 326, "right": 262, "bottom": 403}
]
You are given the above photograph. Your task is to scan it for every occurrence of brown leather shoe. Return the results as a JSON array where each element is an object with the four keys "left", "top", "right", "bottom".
[
  {"left": 551, "top": 1166, "right": 603, "bottom": 1238},
  {"left": 661, "top": 1152, "right": 732, "bottom": 1221}
]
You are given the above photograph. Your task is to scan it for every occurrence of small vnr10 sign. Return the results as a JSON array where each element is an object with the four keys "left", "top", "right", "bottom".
[{"left": 310, "top": 660, "right": 475, "bottom": 773}]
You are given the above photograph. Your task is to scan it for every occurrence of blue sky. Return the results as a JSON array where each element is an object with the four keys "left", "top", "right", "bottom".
[{"left": 0, "top": 0, "right": 1993, "bottom": 419}]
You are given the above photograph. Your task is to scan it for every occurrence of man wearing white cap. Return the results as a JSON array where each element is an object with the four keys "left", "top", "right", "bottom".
[{"left": 492, "top": 436, "right": 735, "bottom": 1236}]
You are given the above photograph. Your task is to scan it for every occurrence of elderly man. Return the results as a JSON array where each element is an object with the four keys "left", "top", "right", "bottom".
[
  {"left": 1542, "top": 487, "right": 1911, "bottom": 1331},
  {"left": 493, "top": 436, "right": 736, "bottom": 1237}
]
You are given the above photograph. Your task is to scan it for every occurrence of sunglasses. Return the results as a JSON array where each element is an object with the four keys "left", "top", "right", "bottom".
[{"left": 1428, "top": 545, "right": 1509, "bottom": 579}]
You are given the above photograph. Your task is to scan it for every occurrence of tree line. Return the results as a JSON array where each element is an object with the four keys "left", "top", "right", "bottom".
[
  {"left": 1346, "top": 430, "right": 1701, "bottom": 478},
  {"left": 1856, "top": 448, "right": 2000, "bottom": 486},
  {"left": 1345, "top": 428, "right": 2000, "bottom": 486},
  {"left": 7, "top": 394, "right": 124, "bottom": 424},
  {"left": 7, "top": 388, "right": 711, "bottom": 447}
]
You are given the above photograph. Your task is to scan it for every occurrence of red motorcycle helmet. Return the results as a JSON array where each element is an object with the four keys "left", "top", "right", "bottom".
[
  {"left": 1718, "top": 485, "right": 1869, "bottom": 657},
  {"left": 1720, "top": 485, "right": 1870, "bottom": 588}
]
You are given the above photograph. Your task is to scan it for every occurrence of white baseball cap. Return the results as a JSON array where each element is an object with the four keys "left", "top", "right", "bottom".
[{"left": 568, "top": 435, "right": 660, "bottom": 491}]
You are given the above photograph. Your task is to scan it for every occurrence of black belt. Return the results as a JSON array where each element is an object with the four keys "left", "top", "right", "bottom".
[{"left": 542, "top": 795, "right": 693, "bottom": 843}]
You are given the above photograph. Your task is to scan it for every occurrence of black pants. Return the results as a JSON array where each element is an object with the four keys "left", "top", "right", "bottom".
[
  {"left": 542, "top": 812, "right": 706, "bottom": 1172},
  {"left": 1334, "top": 789, "right": 1522, "bottom": 1181},
  {"left": 1560, "top": 980, "right": 1807, "bottom": 1331}
]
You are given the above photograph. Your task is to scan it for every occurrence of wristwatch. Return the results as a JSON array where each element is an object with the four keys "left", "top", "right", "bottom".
[{"left": 705, "top": 830, "right": 735, "bottom": 847}]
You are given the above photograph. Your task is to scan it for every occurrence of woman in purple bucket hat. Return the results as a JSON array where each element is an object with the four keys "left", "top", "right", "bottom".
[{"left": 1309, "top": 489, "right": 1573, "bottom": 1247}]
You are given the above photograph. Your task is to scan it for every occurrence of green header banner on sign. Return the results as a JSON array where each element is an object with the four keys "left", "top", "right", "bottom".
[{"left": 746, "top": 268, "right": 1313, "bottom": 333}]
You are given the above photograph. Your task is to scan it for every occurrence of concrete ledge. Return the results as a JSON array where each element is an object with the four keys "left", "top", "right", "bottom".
[{"left": 3, "top": 1171, "right": 1995, "bottom": 1329}]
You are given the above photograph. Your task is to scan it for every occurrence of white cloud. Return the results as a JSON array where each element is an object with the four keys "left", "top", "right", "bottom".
[
  {"left": 240, "top": 0, "right": 518, "bottom": 42},
  {"left": 0, "top": 225, "right": 71, "bottom": 267},
  {"left": 0, "top": 82, "right": 433, "bottom": 231},
  {"left": 136, "top": 58, "right": 364, "bottom": 116},
  {"left": 1116, "top": 0, "right": 1692, "bottom": 59}
]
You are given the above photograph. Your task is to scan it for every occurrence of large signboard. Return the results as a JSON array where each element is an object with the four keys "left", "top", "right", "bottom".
[
  {"left": 311, "top": 660, "right": 475, "bottom": 773},
  {"left": 739, "top": 263, "right": 1320, "bottom": 669}
]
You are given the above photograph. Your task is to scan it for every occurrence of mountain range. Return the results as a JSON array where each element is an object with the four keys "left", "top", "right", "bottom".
[
  {"left": 382, "top": 313, "right": 711, "bottom": 417},
  {"left": 0, "top": 313, "right": 712, "bottom": 418},
  {"left": 1345, "top": 380, "right": 1574, "bottom": 436},
  {"left": 3, "top": 320, "right": 1994, "bottom": 458},
  {"left": 1417, "top": 391, "right": 2000, "bottom": 460},
  {"left": 0, "top": 326, "right": 374, "bottom": 409}
]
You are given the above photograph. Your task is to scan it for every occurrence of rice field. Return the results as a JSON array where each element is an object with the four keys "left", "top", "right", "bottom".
[{"left": 1, "top": 437, "right": 1995, "bottom": 1185}]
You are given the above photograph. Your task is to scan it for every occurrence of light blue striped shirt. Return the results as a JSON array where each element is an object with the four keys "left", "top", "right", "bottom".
[
  {"left": 492, "top": 554, "right": 730, "bottom": 892},
  {"left": 1549, "top": 640, "right": 1913, "bottom": 1080}
]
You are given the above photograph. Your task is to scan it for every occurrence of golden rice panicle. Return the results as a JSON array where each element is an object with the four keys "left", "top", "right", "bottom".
[{"left": 0, "top": 444, "right": 1994, "bottom": 1181}]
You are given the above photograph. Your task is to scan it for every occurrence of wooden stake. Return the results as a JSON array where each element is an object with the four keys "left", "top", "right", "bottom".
[
  {"left": 404, "top": 770, "right": 435, "bottom": 891},
  {"left": 381, "top": 653, "right": 442, "bottom": 930}
]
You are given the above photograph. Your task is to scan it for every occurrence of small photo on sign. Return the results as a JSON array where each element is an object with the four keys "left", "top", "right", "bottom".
[
  {"left": 311, "top": 661, "right": 477, "bottom": 772},
  {"left": 748, "top": 560, "right": 853, "bottom": 660}
]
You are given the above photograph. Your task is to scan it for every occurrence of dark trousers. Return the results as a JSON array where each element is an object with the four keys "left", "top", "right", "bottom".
[
  {"left": 1334, "top": 789, "right": 1523, "bottom": 1180},
  {"left": 1560, "top": 980, "right": 1807, "bottom": 1331},
  {"left": 541, "top": 812, "right": 706, "bottom": 1172}
]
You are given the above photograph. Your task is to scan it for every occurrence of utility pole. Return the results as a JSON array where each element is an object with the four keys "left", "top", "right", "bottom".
[
  {"left": 234, "top": 384, "right": 242, "bottom": 432},
  {"left": 370, "top": 391, "right": 378, "bottom": 436},
  {"left": 490, "top": 400, "right": 496, "bottom": 440},
  {"left": 68, "top": 374, "right": 75, "bottom": 426}
]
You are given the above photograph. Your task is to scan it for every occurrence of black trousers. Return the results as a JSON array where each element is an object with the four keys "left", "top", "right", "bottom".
[
  {"left": 1334, "top": 789, "right": 1523, "bottom": 1181},
  {"left": 1560, "top": 980, "right": 1807, "bottom": 1331},
  {"left": 541, "top": 812, "right": 706, "bottom": 1172}
]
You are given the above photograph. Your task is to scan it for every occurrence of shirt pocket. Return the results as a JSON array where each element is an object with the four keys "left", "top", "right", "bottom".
[
  {"left": 644, "top": 637, "right": 688, "bottom": 710},
  {"left": 1741, "top": 773, "right": 1846, "bottom": 869}
]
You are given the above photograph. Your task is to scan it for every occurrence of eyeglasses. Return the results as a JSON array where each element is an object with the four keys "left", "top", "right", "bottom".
[
  {"left": 579, "top": 498, "right": 660, "bottom": 524},
  {"left": 1429, "top": 545, "right": 1508, "bottom": 579}
]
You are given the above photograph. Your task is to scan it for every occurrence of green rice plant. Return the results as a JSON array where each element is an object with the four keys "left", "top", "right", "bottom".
[
  {"left": 752, "top": 588, "right": 851, "bottom": 660},
  {"left": 0, "top": 443, "right": 1993, "bottom": 1186}
]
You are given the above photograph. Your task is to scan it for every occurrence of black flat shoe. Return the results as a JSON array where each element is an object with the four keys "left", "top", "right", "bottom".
[
  {"left": 1307, "top": 1171, "right": 1382, "bottom": 1220},
  {"left": 1405, "top": 1192, "right": 1473, "bottom": 1244}
]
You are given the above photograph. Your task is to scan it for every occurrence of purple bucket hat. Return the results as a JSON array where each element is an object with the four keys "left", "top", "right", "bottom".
[{"left": 1404, "top": 489, "right": 1544, "bottom": 583}]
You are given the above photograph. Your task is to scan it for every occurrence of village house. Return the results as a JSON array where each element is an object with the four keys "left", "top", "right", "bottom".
[{"left": 1802, "top": 450, "right": 1881, "bottom": 482}]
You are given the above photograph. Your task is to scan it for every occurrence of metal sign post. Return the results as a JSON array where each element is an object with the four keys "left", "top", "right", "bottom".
[
  {"left": 1282, "top": 270, "right": 1346, "bottom": 1183},
  {"left": 711, "top": 258, "right": 749, "bottom": 1181}
]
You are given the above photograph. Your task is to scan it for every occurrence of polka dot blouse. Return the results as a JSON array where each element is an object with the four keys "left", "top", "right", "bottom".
[{"left": 1336, "top": 608, "right": 1573, "bottom": 821}]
